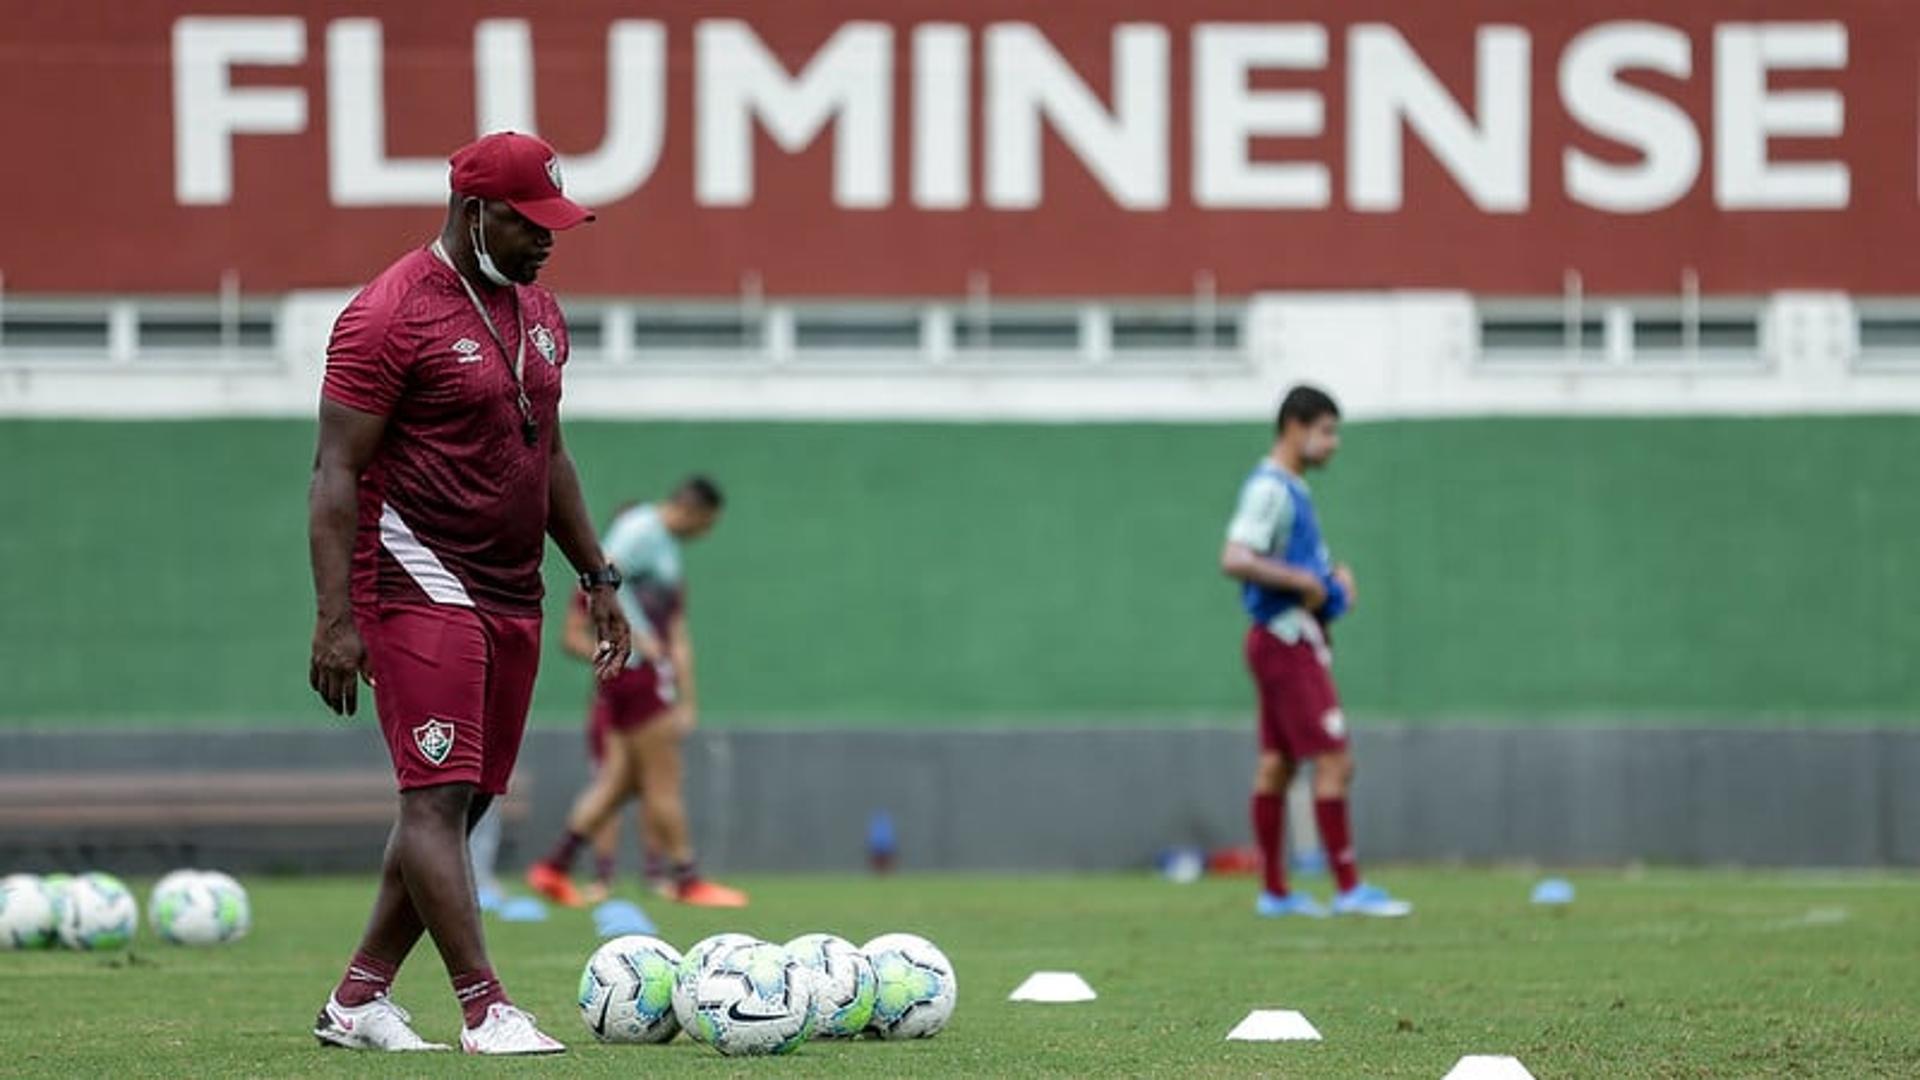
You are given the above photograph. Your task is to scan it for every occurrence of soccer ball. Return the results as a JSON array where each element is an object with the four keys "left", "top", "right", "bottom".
[
  {"left": 39, "top": 874, "right": 74, "bottom": 928},
  {"left": 151, "top": 868, "right": 198, "bottom": 897},
  {"left": 150, "top": 870, "right": 250, "bottom": 946},
  {"left": 785, "top": 933, "right": 877, "bottom": 1038},
  {"left": 0, "top": 874, "right": 57, "bottom": 949},
  {"left": 196, "top": 871, "right": 252, "bottom": 940},
  {"left": 579, "top": 935, "right": 683, "bottom": 1043},
  {"left": 56, "top": 872, "right": 137, "bottom": 950},
  {"left": 862, "top": 933, "right": 957, "bottom": 1039},
  {"left": 673, "top": 932, "right": 760, "bottom": 1042},
  {"left": 686, "top": 940, "right": 814, "bottom": 1056}
]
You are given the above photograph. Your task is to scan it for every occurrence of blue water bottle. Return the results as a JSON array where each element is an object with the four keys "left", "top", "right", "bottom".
[{"left": 867, "top": 811, "right": 897, "bottom": 873}]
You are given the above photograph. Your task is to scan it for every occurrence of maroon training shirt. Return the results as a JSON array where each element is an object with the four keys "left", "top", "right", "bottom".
[{"left": 323, "top": 245, "right": 571, "bottom": 615}]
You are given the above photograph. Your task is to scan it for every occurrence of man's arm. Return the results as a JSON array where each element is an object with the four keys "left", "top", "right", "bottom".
[
  {"left": 560, "top": 598, "right": 597, "bottom": 662},
  {"left": 547, "top": 424, "right": 631, "bottom": 678},
  {"left": 668, "top": 611, "right": 696, "bottom": 732},
  {"left": 1220, "top": 541, "right": 1328, "bottom": 612},
  {"left": 308, "top": 398, "right": 388, "bottom": 716}
]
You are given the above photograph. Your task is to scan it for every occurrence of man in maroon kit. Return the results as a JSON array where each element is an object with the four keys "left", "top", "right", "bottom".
[{"left": 306, "top": 131, "right": 631, "bottom": 1055}]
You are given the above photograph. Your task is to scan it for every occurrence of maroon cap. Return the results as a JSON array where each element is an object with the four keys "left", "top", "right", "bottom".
[{"left": 449, "top": 132, "right": 595, "bottom": 231}]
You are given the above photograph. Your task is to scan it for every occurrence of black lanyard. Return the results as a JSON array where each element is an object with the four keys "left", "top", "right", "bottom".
[{"left": 431, "top": 240, "right": 538, "bottom": 447}]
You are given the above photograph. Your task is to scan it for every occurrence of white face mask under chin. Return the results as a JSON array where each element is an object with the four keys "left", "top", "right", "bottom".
[{"left": 470, "top": 219, "right": 515, "bottom": 287}]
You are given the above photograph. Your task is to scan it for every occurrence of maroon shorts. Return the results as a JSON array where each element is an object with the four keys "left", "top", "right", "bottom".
[
  {"left": 590, "top": 662, "right": 674, "bottom": 751},
  {"left": 1245, "top": 623, "right": 1349, "bottom": 760},
  {"left": 359, "top": 602, "right": 542, "bottom": 795}
]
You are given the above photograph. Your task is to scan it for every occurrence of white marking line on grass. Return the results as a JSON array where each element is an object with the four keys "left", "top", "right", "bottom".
[
  {"left": 1225, "top": 1010, "right": 1321, "bottom": 1042},
  {"left": 1443, "top": 1055, "right": 1537, "bottom": 1080},
  {"left": 1009, "top": 971, "right": 1097, "bottom": 1003},
  {"left": 1758, "top": 906, "right": 1850, "bottom": 931}
]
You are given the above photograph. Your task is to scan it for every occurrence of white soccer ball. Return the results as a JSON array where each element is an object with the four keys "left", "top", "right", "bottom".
[
  {"left": 862, "top": 932, "right": 957, "bottom": 1039},
  {"left": 686, "top": 940, "right": 815, "bottom": 1056},
  {"left": 151, "top": 869, "right": 198, "bottom": 897},
  {"left": 579, "top": 934, "right": 683, "bottom": 1043},
  {"left": 150, "top": 870, "right": 250, "bottom": 946},
  {"left": 196, "top": 871, "right": 252, "bottom": 939},
  {"left": 785, "top": 933, "right": 877, "bottom": 1038},
  {"left": 40, "top": 874, "right": 74, "bottom": 921},
  {"left": 672, "top": 932, "right": 760, "bottom": 1042},
  {"left": 57, "top": 872, "right": 137, "bottom": 950},
  {"left": 0, "top": 874, "right": 57, "bottom": 949}
]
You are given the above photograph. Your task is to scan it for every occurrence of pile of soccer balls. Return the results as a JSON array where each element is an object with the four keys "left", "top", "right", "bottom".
[
  {"left": 0, "top": 869, "right": 250, "bottom": 950},
  {"left": 578, "top": 930, "right": 956, "bottom": 1056}
]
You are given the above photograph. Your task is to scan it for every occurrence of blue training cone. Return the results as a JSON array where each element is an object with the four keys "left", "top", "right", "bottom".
[
  {"left": 497, "top": 896, "right": 549, "bottom": 922},
  {"left": 1531, "top": 878, "right": 1575, "bottom": 906},
  {"left": 593, "top": 899, "right": 656, "bottom": 937}
]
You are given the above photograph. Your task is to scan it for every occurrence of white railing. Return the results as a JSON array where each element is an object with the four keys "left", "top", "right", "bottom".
[
  {"left": 555, "top": 298, "right": 1247, "bottom": 372},
  {"left": 0, "top": 282, "right": 1248, "bottom": 374},
  {"left": 1474, "top": 271, "right": 1772, "bottom": 373}
]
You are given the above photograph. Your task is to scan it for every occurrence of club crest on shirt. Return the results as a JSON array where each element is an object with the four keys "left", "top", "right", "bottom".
[
  {"left": 544, "top": 155, "right": 564, "bottom": 192},
  {"left": 531, "top": 324, "right": 558, "bottom": 364},
  {"left": 413, "top": 719, "right": 455, "bottom": 766}
]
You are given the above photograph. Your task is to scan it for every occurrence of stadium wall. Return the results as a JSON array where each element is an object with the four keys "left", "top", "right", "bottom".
[
  {"left": 2, "top": 416, "right": 1915, "bottom": 730},
  {"left": 4, "top": 728, "right": 1916, "bottom": 872}
]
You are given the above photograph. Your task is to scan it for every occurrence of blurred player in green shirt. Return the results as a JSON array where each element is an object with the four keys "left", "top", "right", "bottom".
[{"left": 528, "top": 476, "right": 747, "bottom": 908}]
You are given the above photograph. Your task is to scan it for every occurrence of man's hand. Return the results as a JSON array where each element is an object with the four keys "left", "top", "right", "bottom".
[
  {"left": 1298, "top": 574, "right": 1329, "bottom": 613},
  {"left": 585, "top": 587, "right": 632, "bottom": 680},
  {"left": 309, "top": 614, "right": 373, "bottom": 716},
  {"left": 1332, "top": 563, "right": 1357, "bottom": 609}
]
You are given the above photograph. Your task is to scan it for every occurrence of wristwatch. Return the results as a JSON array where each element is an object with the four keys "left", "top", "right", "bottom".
[{"left": 579, "top": 563, "right": 622, "bottom": 591}]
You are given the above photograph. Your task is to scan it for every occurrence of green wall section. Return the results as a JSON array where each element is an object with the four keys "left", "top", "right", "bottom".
[{"left": 1, "top": 417, "right": 1914, "bottom": 729}]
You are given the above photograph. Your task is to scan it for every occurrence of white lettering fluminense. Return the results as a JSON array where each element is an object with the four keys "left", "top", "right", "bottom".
[{"left": 170, "top": 16, "right": 1857, "bottom": 214}]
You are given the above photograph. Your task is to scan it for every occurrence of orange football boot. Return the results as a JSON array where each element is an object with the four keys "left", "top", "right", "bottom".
[
  {"left": 525, "top": 863, "right": 585, "bottom": 908},
  {"left": 675, "top": 878, "right": 749, "bottom": 909}
]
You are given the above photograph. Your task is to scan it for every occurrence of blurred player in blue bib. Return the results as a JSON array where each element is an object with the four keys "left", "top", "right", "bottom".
[{"left": 1221, "top": 386, "right": 1411, "bottom": 919}]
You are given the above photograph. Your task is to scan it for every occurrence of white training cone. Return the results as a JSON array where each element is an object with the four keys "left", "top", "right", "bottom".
[
  {"left": 1224, "top": 1009, "right": 1322, "bottom": 1042},
  {"left": 1443, "top": 1056, "right": 1537, "bottom": 1080},
  {"left": 1009, "top": 971, "right": 1098, "bottom": 1003}
]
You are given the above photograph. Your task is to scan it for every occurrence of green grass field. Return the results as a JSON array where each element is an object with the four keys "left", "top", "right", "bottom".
[{"left": 3, "top": 869, "right": 1918, "bottom": 1077}]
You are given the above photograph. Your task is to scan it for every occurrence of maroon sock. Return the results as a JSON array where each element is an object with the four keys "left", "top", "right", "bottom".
[
  {"left": 452, "top": 967, "right": 510, "bottom": 1028},
  {"left": 1250, "top": 793, "right": 1288, "bottom": 897},
  {"left": 644, "top": 850, "right": 666, "bottom": 882},
  {"left": 1314, "top": 797, "right": 1360, "bottom": 893},
  {"left": 541, "top": 831, "right": 585, "bottom": 871},
  {"left": 593, "top": 854, "right": 616, "bottom": 886},
  {"left": 673, "top": 860, "right": 699, "bottom": 889},
  {"left": 334, "top": 949, "right": 398, "bottom": 1008}
]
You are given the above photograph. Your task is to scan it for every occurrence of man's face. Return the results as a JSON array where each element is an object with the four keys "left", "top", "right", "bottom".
[
  {"left": 676, "top": 506, "right": 721, "bottom": 542},
  {"left": 471, "top": 199, "right": 553, "bottom": 284},
  {"left": 1295, "top": 414, "right": 1341, "bottom": 468}
]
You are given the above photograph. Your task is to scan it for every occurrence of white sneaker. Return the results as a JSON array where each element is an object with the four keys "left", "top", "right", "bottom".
[
  {"left": 1332, "top": 882, "right": 1414, "bottom": 918},
  {"left": 461, "top": 1002, "right": 567, "bottom": 1055},
  {"left": 313, "top": 995, "right": 450, "bottom": 1052}
]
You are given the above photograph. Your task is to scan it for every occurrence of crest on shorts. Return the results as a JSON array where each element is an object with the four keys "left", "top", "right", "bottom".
[
  {"left": 413, "top": 719, "right": 455, "bottom": 766},
  {"left": 544, "top": 155, "right": 564, "bottom": 192},
  {"left": 1321, "top": 709, "right": 1347, "bottom": 738},
  {"left": 531, "top": 323, "right": 558, "bottom": 364}
]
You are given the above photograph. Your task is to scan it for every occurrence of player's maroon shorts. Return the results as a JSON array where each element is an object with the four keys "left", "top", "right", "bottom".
[
  {"left": 590, "top": 662, "right": 673, "bottom": 755},
  {"left": 358, "top": 602, "right": 542, "bottom": 795},
  {"left": 1245, "top": 623, "right": 1349, "bottom": 760}
]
